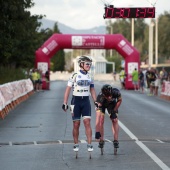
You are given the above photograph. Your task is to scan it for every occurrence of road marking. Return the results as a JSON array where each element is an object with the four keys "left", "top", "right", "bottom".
[
  {"left": 105, "top": 139, "right": 112, "bottom": 143},
  {"left": 80, "top": 140, "right": 87, "bottom": 143},
  {"left": 34, "top": 141, "right": 37, "bottom": 145},
  {"left": 119, "top": 120, "right": 170, "bottom": 170},
  {"left": 58, "top": 140, "right": 62, "bottom": 144},
  {"left": 156, "top": 139, "right": 164, "bottom": 143}
]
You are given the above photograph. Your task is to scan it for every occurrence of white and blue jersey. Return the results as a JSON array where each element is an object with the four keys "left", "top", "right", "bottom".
[
  {"left": 67, "top": 70, "right": 94, "bottom": 121},
  {"left": 67, "top": 70, "right": 94, "bottom": 97}
]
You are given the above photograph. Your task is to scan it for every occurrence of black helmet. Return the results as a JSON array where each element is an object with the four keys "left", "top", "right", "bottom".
[
  {"left": 78, "top": 56, "right": 92, "bottom": 66},
  {"left": 101, "top": 84, "right": 112, "bottom": 96}
]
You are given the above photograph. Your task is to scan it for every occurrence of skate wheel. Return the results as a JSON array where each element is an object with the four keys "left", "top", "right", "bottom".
[
  {"left": 75, "top": 152, "right": 78, "bottom": 159},
  {"left": 101, "top": 148, "right": 104, "bottom": 155},
  {"left": 114, "top": 148, "right": 117, "bottom": 155},
  {"left": 89, "top": 152, "right": 92, "bottom": 159}
]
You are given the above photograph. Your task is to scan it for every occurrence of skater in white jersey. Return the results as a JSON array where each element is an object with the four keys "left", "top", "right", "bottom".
[{"left": 62, "top": 56, "right": 97, "bottom": 158}]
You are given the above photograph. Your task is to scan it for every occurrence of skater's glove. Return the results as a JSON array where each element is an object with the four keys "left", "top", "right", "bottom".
[
  {"left": 109, "top": 110, "right": 118, "bottom": 119},
  {"left": 95, "top": 132, "right": 101, "bottom": 139},
  {"left": 62, "top": 103, "right": 68, "bottom": 111},
  {"left": 94, "top": 102, "right": 99, "bottom": 109}
]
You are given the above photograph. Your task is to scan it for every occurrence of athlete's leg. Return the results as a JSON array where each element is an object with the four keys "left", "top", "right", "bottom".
[
  {"left": 111, "top": 118, "right": 119, "bottom": 141},
  {"left": 95, "top": 111, "right": 105, "bottom": 141},
  {"left": 83, "top": 118, "right": 92, "bottom": 144},
  {"left": 73, "top": 120, "right": 80, "bottom": 144}
]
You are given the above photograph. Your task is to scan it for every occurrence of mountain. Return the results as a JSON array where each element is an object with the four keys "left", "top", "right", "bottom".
[{"left": 39, "top": 18, "right": 106, "bottom": 34}]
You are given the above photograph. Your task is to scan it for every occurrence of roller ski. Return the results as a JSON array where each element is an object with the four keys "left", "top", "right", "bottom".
[
  {"left": 73, "top": 144, "right": 79, "bottom": 159},
  {"left": 98, "top": 140, "right": 105, "bottom": 155},
  {"left": 113, "top": 140, "right": 119, "bottom": 155},
  {"left": 87, "top": 144, "right": 93, "bottom": 159}
]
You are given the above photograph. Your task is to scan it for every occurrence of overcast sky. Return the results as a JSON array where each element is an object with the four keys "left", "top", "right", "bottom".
[{"left": 30, "top": 0, "right": 170, "bottom": 29}]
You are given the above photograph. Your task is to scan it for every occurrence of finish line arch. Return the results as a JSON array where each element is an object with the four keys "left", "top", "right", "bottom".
[{"left": 35, "top": 34, "right": 140, "bottom": 90}]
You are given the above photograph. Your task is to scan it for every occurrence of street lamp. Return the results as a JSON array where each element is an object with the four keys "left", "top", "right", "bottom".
[
  {"left": 131, "top": 18, "right": 134, "bottom": 46},
  {"left": 107, "top": 25, "right": 113, "bottom": 56},
  {"left": 155, "top": 18, "right": 158, "bottom": 65},
  {"left": 148, "top": 19, "right": 154, "bottom": 67}
]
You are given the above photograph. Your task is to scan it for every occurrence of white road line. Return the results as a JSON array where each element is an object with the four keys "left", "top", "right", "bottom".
[
  {"left": 119, "top": 120, "right": 170, "bottom": 170},
  {"left": 9, "top": 141, "right": 12, "bottom": 146},
  {"left": 105, "top": 139, "right": 112, "bottom": 143},
  {"left": 58, "top": 140, "right": 62, "bottom": 144},
  {"left": 34, "top": 141, "right": 37, "bottom": 145},
  {"left": 156, "top": 139, "right": 164, "bottom": 143},
  {"left": 80, "top": 140, "right": 87, "bottom": 143}
]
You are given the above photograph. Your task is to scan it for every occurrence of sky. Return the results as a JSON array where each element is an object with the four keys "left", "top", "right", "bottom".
[{"left": 30, "top": 0, "right": 170, "bottom": 29}]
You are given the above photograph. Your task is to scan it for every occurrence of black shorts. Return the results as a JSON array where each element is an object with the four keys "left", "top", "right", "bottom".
[
  {"left": 70, "top": 96, "right": 91, "bottom": 121},
  {"left": 97, "top": 100, "right": 117, "bottom": 115}
]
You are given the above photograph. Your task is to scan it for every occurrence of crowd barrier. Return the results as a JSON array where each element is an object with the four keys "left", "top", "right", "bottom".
[
  {"left": 160, "top": 81, "right": 170, "bottom": 101},
  {"left": 0, "top": 79, "right": 34, "bottom": 119}
]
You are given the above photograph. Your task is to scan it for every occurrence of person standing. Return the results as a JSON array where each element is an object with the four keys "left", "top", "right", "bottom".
[
  {"left": 95, "top": 84, "right": 122, "bottom": 151},
  {"left": 132, "top": 68, "right": 139, "bottom": 91},
  {"left": 113, "top": 71, "right": 117, "bottom": 81},
  {"left": 154, "top": 69, "right": 161, "bottom": 96},
  {"left": 119, "top": 68, "right": 125, "bottom": 89},
  {"left": 31, "top": 69, "right": 38, "bottom": 91},
  {"left": 62, "top": 56, "right": 97, "bottom": 152},
  {"left": 139, "top": 69, "right": 144, "bottom": 93},
  {"left": 37, "top": 69, "right": 43, "bottom": 91},
  {"left": 148, "top": 68, "right": 156, "bottom": 96}
]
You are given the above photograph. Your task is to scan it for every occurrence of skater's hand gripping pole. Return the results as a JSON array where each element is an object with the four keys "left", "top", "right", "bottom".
[
  {"left": 94, "top": 102, "right": 99, "bottom": 109},
  {"left": 62, "top": 103, "right": 68, "bottom": 112}
]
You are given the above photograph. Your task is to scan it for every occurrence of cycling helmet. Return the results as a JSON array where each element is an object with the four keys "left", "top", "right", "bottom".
[
  {"left": 101, "top": 84, "right": 112, "bottom": 96},
  {"left": 78, "top": 56, "right": 92, "bottom": 66}
]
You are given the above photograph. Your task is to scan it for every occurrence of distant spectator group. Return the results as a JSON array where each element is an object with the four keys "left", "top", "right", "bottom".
[
  {"left": 30, "top": 69, "right": 43, "bottom": 91},
  {"left": 131, "top": 67, "right": 170, "bottom": 96}
]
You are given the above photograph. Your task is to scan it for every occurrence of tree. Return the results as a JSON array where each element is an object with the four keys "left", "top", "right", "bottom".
[
  {"left": 158, "top": 11, "right": 170, "bottom": 60},
  {"left": 0, "top": 0, "right": 44, "bottom": 68},
  {"left": 50, "top": 23, "right": 65, "bottom": 71}
]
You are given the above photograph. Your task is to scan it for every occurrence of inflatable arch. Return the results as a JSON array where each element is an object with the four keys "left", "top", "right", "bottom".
[{"left": 35, "top": 34, "right": 140, "bottom": 90}]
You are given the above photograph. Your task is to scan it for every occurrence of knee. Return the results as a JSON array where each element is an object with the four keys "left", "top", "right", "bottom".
[
  {"left": 112, "top": 118, "right": 118, "bottom": 123},
  {"left": 74, "top": 122, "right": 80, "bottom": 129},
  {"left": 84, "top": 119, "right": 91, "bottom": 127}
]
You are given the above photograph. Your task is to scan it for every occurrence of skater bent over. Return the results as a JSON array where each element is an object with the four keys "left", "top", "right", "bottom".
[
  {"left": 62, "top": 56, "right": 97, "bottom": 153},
  {"left": 95, "top": 84, "right": 122, "bottom": 153}
]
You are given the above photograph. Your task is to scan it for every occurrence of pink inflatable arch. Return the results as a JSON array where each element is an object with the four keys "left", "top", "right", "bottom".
[{"left": 35, "top": 34, "right": 140, "bottom": 90}]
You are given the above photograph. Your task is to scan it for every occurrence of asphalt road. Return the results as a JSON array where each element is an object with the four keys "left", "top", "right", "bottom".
[{"left": 0, "top": 80, "right": 170, "bottom": 170}]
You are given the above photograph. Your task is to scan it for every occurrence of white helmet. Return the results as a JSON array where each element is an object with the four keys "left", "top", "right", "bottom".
[{"left": 78, "top": 56, "right": 92, "bottom": 66}]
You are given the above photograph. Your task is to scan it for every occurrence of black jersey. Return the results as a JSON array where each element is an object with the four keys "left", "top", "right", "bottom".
[{"left": 96, "top": 88, "right": 121, "bottom": 107}]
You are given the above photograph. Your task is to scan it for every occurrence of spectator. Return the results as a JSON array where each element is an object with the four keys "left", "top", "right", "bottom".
[
  {"left": 31, "top": 69, "right": 38, "bottom": 91},
  {"left": 139, "top": 69, "right": 144, "bottom": 93},
  {"left": 45, "top": 70, "right": 50, "bottom": 90},
  {"left": 148, "top": 68, "right": 156, "bottom": 96},
  {"left": 119, "top": 68, "right": 125, "bottom": 89},
  {"left": 113, "top": 71, "right": 117, "bottom": 81},
  {"left": 154, "top": 69, "right": 161, "bottom": 96},
  {"left": 162, "top": 67, "right": 168, "bottom": 82},
  {"left": 37, "top": 69, "right": 43, "bottom": 91},
  {"left": 145, "top": 68, "right": 151, "bottom": 88},
  {"left": 132, "top": 68, "right": 139, "bottom": 91},
  {"left": 142, "top": 68, "right": 148, "bottom": 91},
  {"left": 167, "top": 71, "right": 170, "bottom": 81}
]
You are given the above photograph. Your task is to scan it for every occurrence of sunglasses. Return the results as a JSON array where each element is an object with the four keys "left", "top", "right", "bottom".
[{"left": 84, "top": 62, "right": 92, "bottom": 66}]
